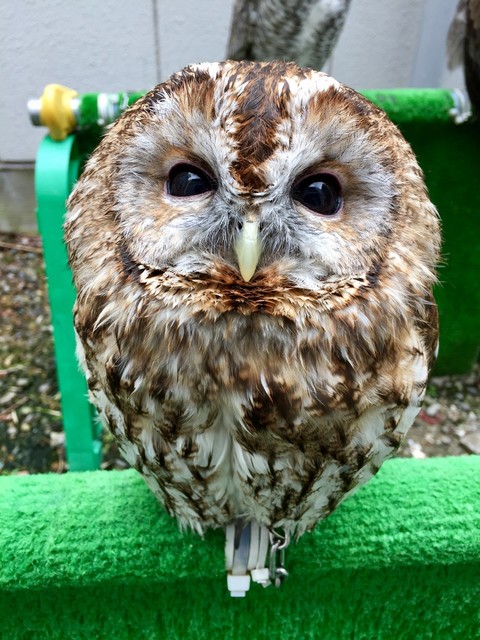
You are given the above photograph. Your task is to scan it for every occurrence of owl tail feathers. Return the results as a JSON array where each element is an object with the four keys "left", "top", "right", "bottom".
[{"left": 224, "top": 520, "right": 290, "bottom": 597}]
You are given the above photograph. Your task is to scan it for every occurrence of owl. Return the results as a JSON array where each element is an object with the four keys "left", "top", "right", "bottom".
[
  {"left": 65, "top": 60, "right": 440, "bottom": 595},
  {"left": 227, "top": 0, "right": 352, "bottom": 70}
]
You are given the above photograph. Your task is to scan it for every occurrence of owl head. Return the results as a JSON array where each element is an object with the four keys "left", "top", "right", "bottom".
[{"left": 67, "top": 60, "right": 439, "bottom": 322}]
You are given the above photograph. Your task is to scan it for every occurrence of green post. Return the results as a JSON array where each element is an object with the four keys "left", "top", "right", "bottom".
[{"left": 35, "top": 134, "right": 101, "bottom": 470}]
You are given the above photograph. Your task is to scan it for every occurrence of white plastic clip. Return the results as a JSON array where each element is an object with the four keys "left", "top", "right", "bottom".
[
  {"left": 227, "top": 573, "right": 251, "bottom": 597},
  {"left": 250, "top": 567, "right": 270, "bottom": 586},
  {"left": 449, "top": 88, "right": 472, "bottom": 124},
  {"left": 225, "top": 522, "right": 289, "bottom": 596}
]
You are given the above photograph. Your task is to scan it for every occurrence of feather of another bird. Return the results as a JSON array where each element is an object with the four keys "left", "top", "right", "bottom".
[
  {"left": 447, "top": 0, "right": 480, "bottom": 110},
  {"left": 226, "top": 0, "right": 352, "bottom": 70},
  {"left": 447, "top": 0, "right": 467, "bottom": 70}
]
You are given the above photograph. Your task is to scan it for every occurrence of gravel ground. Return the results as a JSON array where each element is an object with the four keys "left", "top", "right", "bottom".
[{"left": 0, "top": 231, "right": 479, "bottom": 475}]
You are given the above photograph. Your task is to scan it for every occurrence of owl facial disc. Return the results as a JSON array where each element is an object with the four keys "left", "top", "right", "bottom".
[{"left": 234, "top": 218, "right": 262, "bottom": 281}]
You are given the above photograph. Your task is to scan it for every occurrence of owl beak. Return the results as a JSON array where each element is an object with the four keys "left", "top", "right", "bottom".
[{"left": 234, "top": 218, "right": 262, "bottom": 282}]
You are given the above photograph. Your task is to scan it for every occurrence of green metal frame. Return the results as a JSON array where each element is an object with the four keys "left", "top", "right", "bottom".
[{"left": 35, "top": 133, "right": 101, "bottom": 471}]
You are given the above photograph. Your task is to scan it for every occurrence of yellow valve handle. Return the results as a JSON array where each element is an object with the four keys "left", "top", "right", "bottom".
[{"left": 39, "top": 84, "right": 78, "bottom": 141}]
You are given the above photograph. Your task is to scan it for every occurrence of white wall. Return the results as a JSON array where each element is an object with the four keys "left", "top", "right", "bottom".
[
  {"left": 1, "top": 0, "right": 159, "bottom": 163},
  {"left": 0, "top": 0, "right": 463, "bottom": 163}
]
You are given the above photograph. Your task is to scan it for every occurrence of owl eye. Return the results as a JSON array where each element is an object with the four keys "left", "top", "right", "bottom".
[
  {"left": 167, "top": 164, "right": 216, "bottom": 197},
  {"left": 291, "top": 173, "right": 342, "bottom": 216}
]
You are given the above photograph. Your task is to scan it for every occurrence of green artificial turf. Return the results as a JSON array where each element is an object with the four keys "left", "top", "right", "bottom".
[
  {"left": 1, "top": 456, "right": 480, "bottom": 639},
  {"left": 362, "top": 88, "right": 459, "bottom": 123}
]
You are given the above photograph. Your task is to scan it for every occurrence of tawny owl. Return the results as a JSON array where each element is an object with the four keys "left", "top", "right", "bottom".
[
  {"left": 65, "top": 60, "right": 440, "bottom": 596},
  {"left": 227, "top": 0, "right": 352, "bottom": 70}
]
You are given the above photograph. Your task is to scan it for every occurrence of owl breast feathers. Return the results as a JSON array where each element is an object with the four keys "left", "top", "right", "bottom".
[{"left": 65, "top": 61, "right": 440, "bottom": 538}]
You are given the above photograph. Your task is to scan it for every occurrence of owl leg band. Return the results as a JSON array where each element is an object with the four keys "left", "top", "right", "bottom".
[{"left": 225, "top": 521, "right": 289, "bottom": 597}]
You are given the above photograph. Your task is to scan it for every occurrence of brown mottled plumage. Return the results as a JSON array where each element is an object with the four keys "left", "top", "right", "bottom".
[{"left": 65, "top": 61, "right": 440, "bottom": 571}]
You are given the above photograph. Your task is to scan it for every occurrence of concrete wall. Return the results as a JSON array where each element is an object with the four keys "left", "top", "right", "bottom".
[{"left": 0, "top": 0, "right": 464, "bottom": 231}]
